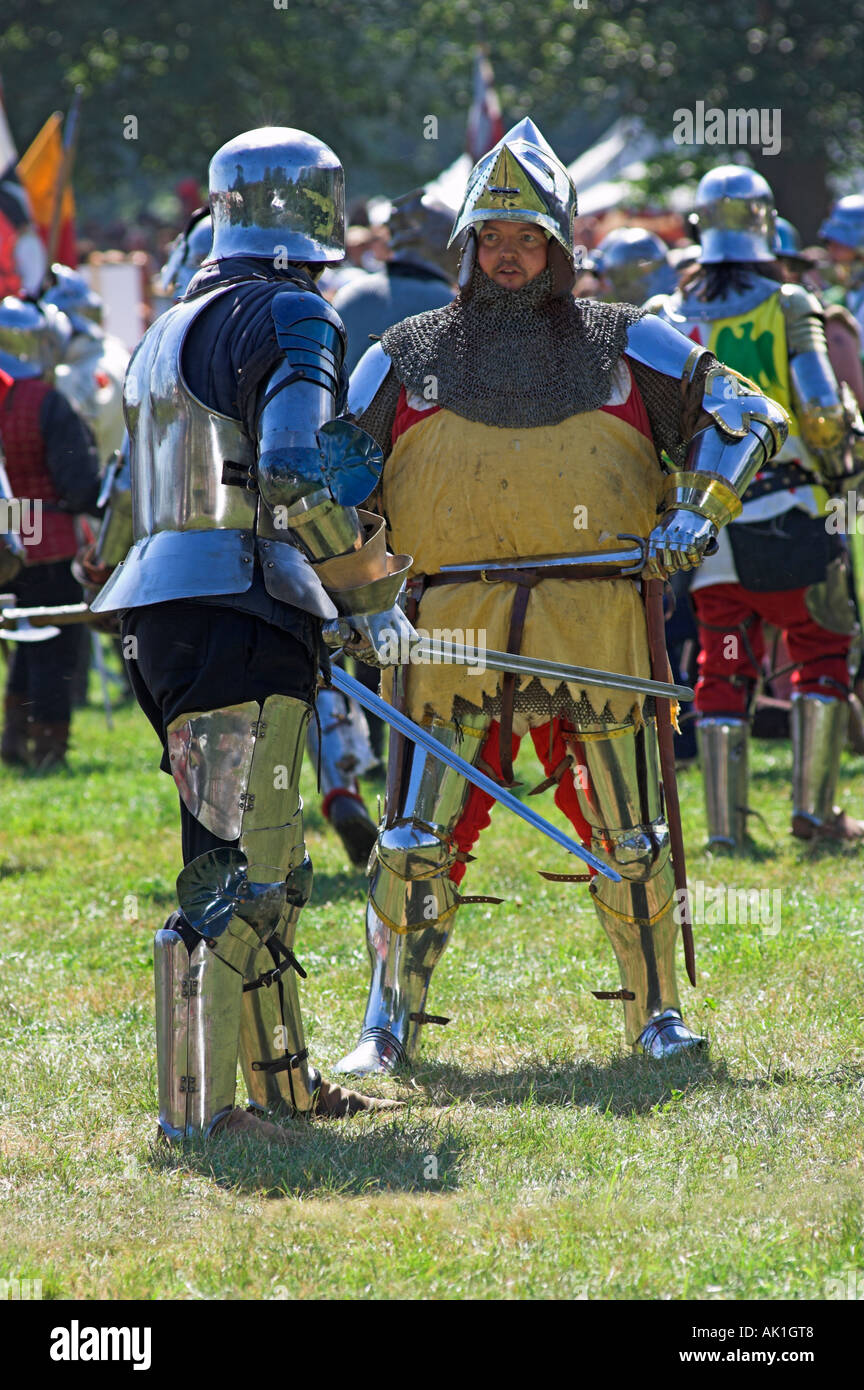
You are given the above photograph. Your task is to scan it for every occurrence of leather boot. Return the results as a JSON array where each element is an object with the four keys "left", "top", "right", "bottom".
[
  {"left": 1, "top": 694, "right": 30, "bottom": 766},
  {"left": 311, "top": 1077, "right": 403, "bottom": 1118},
  {"left": 29, "top": 721, "right": 69, "bottom": 771}
]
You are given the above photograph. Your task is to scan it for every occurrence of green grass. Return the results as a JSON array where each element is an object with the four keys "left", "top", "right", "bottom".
[{"left": 1, "top": 682, "right": 863, "bottom": 1300}]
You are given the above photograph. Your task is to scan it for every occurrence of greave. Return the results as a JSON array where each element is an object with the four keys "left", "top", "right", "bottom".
[
  {"left": 696, "top": 717, "right": 749, "bottom": 848},
  {"left": 334, "top": 901, "right": 455, "bottom": 1074},
  {"left": 238, "top": 860, "right": 319, "bottom": 1115},
  {"left": 590, "top": 862, "right": 682, "bottom": 1047},
  {"left": 154, "top": 917, "right": 246, "bottom": 1138},
  {"left": 336, "top": 716, "right": 491, "bottom": 1074},
  {"left": 791, "top": 692, "right": 846, "bottom": 827},
  {"left": 575, "top": 717, "right": 702, "bottom": 1053}
]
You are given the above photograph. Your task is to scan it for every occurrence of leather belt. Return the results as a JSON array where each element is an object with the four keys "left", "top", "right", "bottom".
[{"left": 414, "top": 564, "right": 625, "bottom": 786}]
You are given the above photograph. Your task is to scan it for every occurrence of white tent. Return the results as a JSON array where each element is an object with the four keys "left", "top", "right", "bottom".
[{"left": 566, "top": 117, "right": 693, "bottom": 215}]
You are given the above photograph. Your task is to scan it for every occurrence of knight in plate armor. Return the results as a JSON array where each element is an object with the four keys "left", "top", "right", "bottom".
[
  {"left": 333, "top": 121, "right": 788, "bottom": 1077},
  {"left": 647, "top": 166, "right": 864, "bottom": 849},
  {"left": 91, "top": 128, "right": 414, "bottom": 1141},
  {"left": 42, "top": 264, "right": 130, "bottom": 465},
  {"left": 820, "top": 194, "right": 864, "bottom": 347}
]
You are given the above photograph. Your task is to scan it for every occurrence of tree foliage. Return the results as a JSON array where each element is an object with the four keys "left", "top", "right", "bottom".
[{"left": 1, "top": 0, "right": 862, "bottom": 235}]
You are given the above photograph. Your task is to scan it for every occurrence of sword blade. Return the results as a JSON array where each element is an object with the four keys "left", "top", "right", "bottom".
[
  {"left": 329, "top": 666, "right": 620, "bottom": 882},
  {"left": 412, "top": 641, "right": 695, "bottom": 703},
  {"left": 438, "top": 534, "right": 648, "bottom": 578}
]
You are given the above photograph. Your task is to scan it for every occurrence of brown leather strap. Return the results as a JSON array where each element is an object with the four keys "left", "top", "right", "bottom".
[
  {"left": 591, "top": 988, "right": 636, "bottom": 1001},
  {"left": 424, "top": 565, "right": 611, "bottom": 587},
  {"left": 499, "top": 576, "right": 541, "bottom": 784},
  {"left": 528, "top": 754, "right": 573, "bottom": 797}
]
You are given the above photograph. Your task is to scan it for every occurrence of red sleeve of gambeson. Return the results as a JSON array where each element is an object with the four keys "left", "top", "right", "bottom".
[
  {"left": 391, "top": 384, "right": 441, "bottom": 447},
  {"left": 602, "top": 359, "right": 653, "bottom": 442}
]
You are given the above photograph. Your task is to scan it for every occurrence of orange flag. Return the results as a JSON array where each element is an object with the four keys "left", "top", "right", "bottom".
[{"left": 17, "top": 111, "right": 77, "bottom": 266}]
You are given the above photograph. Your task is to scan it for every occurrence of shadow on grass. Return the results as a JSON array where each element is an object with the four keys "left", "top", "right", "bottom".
[
  {"left": 409, "top": 1052, "right": 713, "bottom": 1116},
  {"left": 407, "top": 1051, "right": 818, "bottom": 1117},
  {"left": 147, "top": 1112, "right": 466, "bottom": 1198},
  {"left": 0, "top": 860, "right": 44, "bottom": 879},
  {"left": 693, "top": 837, "right": 780, "bottom": 864}
]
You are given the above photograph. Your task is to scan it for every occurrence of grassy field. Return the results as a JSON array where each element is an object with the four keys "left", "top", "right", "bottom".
[{"left": 1, "top": 676, "right": 863, "bottom": 1301}]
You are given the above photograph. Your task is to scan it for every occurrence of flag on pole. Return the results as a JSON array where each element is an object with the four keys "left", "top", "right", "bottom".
[
  {"left": 465, "top": 48, "right": 504, "bottom": 163},
  {"left": 17, "top": 111, "right": 77, "bottom": 267}
]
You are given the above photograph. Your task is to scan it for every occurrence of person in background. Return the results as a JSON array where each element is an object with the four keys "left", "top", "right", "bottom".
[{"left": 0, "top": 296, "right": 100, "bottom": 769}]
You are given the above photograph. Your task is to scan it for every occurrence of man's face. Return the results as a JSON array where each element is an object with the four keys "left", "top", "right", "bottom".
[
  {"left": 824, "top": 239, "right": 857, "bottom": 267},
  {"left": 476, "top": 219, "right": 549, "bottom": 289}
]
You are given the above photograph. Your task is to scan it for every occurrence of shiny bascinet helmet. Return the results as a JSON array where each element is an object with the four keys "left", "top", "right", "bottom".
[
  {"left": 818, "top": 194, "right": 864, "bottom": 253},
  {"left": 0, "top": 297, "right": 71, "bottom": 380},
  {"left": 448, "top": 117, "right": 576, "bottom": 258},
  {"left": 209, "top": 127, "right": 345, "bottom": 264},
  {"left": 692, "top": 165, "right": 777, "bottom": 264},
  {"left": 593, "top": 226, "right": 677, "bottom": 303},
  {"left": 161, "top": 210, "right": 214, "bottom": 298}
]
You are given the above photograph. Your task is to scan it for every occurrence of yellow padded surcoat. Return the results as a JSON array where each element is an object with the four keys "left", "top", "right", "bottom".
[{"left": 381, "top": 401, "right": 665, "bottom": 725}]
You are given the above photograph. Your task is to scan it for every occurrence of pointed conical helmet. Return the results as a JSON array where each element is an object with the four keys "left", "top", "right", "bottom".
[{"left": 448, "top": 118, "right": 576, "bottom": 256}]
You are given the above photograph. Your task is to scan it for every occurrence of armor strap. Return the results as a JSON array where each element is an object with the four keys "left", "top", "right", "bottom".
[
  {"left": 251, "top": 1047, "right": 309, "bottom": 1076},
  {"left": 242, "top": 937, "right": 307, "bottom": 992},
  {"left": 528, "top": 754, "right": 573, "bottom": 796},
  {"left": 500, "top": 576, "right": 539, "bottom": 785}
]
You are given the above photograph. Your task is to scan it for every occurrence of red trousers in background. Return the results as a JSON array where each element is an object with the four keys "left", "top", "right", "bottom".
[{"left": 692, "top": 582, "right": 850, "bottom": 717}]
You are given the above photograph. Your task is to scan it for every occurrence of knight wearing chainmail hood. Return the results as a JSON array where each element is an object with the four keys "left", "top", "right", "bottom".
[
  {"left": 91, "top": 128, "right": 414, "bottom": 1142},
  {"left": 334, "top": 121, "right": 788, "bottom": 1075}
]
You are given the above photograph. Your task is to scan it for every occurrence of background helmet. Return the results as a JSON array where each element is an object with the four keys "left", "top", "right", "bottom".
[
  {"left": 387, "top": 188, "right": 460, "bottom": 280},
  {"left": 161, "top": 210, "right": 213, "bottom": 298},
  {"left": 449, "top": 117, "right": 576, "bottom": 258},
  {"left": 41, "top": 264, "right": 103, "bottom": 334},
  {"left": 0, "top": 297, "right": 71, "bottom": 379},
  {"left": 593, "top": 226, "right": 676, "bottom": 303},
  {"left": 818, "top": 194, "right": 864, "bottom": 253},
  {"left": 209, "top": 126, "right": 345, "bottom": 263},
  {"left": 692, "top": 165, "right": 777, "bottom": 264},
  {"left": 773, "top": 216, "right": 802, "bottom": 258}
]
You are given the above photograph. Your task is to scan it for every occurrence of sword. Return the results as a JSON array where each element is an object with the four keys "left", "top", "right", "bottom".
[
  {"left": 439, "top": 534, "right": 648, "bottom": 580},
  {"left": 0, "top": 602, "right": 94, "bottom": 630},
  {"left": 328, "top": 664, "right": 620, "bottom": 882},
  {"left": 645, "top": 578, "right": 696, "bottom": 986},
  {"left": 409, "top": 640, "right": 695, "bottom": 703}
]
